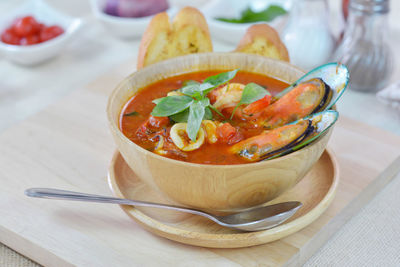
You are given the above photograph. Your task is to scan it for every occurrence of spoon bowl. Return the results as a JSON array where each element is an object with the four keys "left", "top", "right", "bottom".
[
  {"left": 214, "top": 201, "right": 302, "bottom": 231},
  {"left": 25, "top": 188, "right": 302, "bottom": 232}
]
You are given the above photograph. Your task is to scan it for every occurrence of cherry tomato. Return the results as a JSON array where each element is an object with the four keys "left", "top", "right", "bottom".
[
  {"left": 38, "top": 23, "right": 45, "bottom": 31},
  {"left": 40, "top": 25, "right": 64, "bottom": 42},
  {"left": 1, "top": 16, "right": 64, "bottom": 46},
  {"left": 135, "top": 115, "right": 170, "bottom": 140},
  {"left": 13, "top": 16, "right": 40, "bottom": 37},
  {"left": 148, "top": 115, "right": 169, "bottom": 128},
  {"left": 217, "top": 123, "right": 243, "bottom": 145},
  {"left": 1, "top": 27, "right": 21, "bottom": 45},
  {"left": 20, "top": 34, "right": 41, "bottom": 45}
]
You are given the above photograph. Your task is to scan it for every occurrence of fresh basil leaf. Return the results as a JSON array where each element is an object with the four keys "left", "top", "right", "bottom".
[
  {"left": 182, "top": 80, "right": 200, "bottom": 87},
  {"left": 240, "top": 83, "right": 270, "bottom": 105},
  {"left": 181, "top": 84, "right": 200, "bottom": 96},
  {"left": 200, "top": 83, "right": 218, "bottom": 96},
  {"left": 204, "top": 107, "right": 213, "bottom": 120},
  {"left": 199, "top": 82, "right": 214, "bottom": 91},
  {"left": 203, "top": 69, "right": 238, "bottom": 88},
  {"left": 187, "top": 101, "right": 205, "bottom": 141},
  {"left": 151, "top": 95, "right": 194, "bottom": 117},
  {"left": 180, "top": 83, "right": 213, "bottom": 100},
  {"left": 193, "top": 91, "right": 204, "bottom": 101},
  {"left": 123, "top": 111, "right": 140, "bottom": 116},
  {"left": 173, "top": 106, "right": 212, "bottom": 122},
  {"left": 245, "top": 5, "right": 287, "bottom": 23},
  {"left": 199, "top": 98, "right": 210, "bottom": 107},
  {"left": 216, "top": 18, "right": 243, "bottom": 23},
  {"left": 170, "top": 108, "right": 189, "bottom": 123},
  {"left": 152, "top": 97, "right": 164, "bottom": 105},
  {"left": 215, "top": 5, "right": 287, "bottom": 24}
]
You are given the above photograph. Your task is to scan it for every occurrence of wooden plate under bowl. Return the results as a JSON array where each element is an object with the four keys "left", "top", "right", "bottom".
[{"left": 108, "top": 149, "right": 339, "bottom": 248}]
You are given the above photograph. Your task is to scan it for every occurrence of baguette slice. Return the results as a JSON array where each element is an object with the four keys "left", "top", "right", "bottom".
[
  {"left": 235, "top": 24, "right": 289, "bottom": 62},
  {"left": 137, "top": 7, "right": 213, "bottom": 69},
  {"left": 137, "top": 12, "right": 171, "bottom": 69}
]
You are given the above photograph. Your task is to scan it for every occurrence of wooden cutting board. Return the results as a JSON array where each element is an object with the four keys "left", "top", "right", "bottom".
[{"left": 1, "top": 59, "right": 400, "bottom": 267}]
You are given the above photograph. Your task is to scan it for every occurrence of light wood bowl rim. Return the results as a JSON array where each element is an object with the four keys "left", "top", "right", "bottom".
[
  {"left": 106, "top": 52, "right": 330, "bottom": 169},
  {"left": 107, "top": 147, "right": 340, "bottom": 248}
]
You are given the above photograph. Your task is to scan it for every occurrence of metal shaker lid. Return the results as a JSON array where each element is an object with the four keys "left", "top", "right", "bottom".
[{"left": 350, "top": 0, "right": 389, "bottom": 14}]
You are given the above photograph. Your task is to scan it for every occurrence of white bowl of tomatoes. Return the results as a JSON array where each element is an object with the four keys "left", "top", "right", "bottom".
[{"left": 0, "top": 0, "right": 84, "bottom": 65}]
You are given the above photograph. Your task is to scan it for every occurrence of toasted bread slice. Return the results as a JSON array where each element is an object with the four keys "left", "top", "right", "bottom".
[
  {"left": 171, "top": 7, "right": 213, "bottom": 55},
  {"left": 235, "top": 24, "right": 289, "bottom": 62},
  {"left": 137, "top": 12, "right": 171, "bottom": 69},
  {"left": 137, "top": 7, "right": 213, "bottom": 69}
]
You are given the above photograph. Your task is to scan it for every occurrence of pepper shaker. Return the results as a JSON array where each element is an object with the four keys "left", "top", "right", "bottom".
[{"left": 332, "top": 0, "right": 392, "bottom": 92}]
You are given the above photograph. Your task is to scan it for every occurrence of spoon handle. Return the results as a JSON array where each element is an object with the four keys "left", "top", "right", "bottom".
[{"left": 25, "top": 188, "right": 213, "bottom": 219}]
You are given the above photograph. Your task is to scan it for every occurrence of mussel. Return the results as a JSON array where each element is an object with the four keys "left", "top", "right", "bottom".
[
  {"left": 271, "top": 110, "right": 339, "bottom": 159},
  {"left": 252, "top": 62, "right": 348, "bottom": 129},
  {"left": 230, "top": 110, "right": 339, "bottom": 162},
  {"left": 274, "top": 62, "right": 349, "bottom": 109},
  {"left": 230, "top": 120, "right": 314, "bottom": 161},
  {"left": 230, "top": 63, "right": 348, "bottom": 162},
  {"left": 259, "top": 78, "right": 332, "bottom": 129}
]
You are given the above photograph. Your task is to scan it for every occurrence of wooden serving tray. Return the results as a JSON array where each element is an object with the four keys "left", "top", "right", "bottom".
[{"left": 1, "top": 60, "right": 400, "bottom": 266}]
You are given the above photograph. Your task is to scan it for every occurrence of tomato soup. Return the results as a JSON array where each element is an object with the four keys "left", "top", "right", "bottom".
[{"left": 120, "top": 70, "right": 289, "bottom": 165}]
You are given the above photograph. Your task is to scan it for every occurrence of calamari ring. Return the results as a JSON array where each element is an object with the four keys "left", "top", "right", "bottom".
[{"left": 170, "top": 123, "right": 205, "bottom": 151}]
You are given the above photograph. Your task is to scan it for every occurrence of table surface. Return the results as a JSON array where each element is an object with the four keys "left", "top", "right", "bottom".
[{"left": 1, "top": 0, "right": 400, "bottom": 266}]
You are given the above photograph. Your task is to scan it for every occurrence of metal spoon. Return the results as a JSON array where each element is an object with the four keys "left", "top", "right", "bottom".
[{"left": 25, "top": 188, "right": 302, "bottom": 231}]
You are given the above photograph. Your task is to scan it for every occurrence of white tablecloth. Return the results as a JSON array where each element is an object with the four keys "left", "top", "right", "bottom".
[{"left": 1, "top": 0, "right": 400, "bottom": 266}]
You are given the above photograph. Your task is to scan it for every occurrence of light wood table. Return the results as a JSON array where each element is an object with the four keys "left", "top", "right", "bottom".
[{"left": 1, "top": 0, "right": 400, "bottom": 266}]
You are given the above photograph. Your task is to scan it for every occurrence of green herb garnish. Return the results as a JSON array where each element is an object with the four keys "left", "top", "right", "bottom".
[
  {"left": 151, "top": 95, "right": 194, "bottom": 117},
  {"left": 230, "top": 83, "right": 270, "bottom": 119},
  {"left": 152, "top": 70, "right": 238, "bottom": 141},
  {"left": 204, "top": 70, "right": 238, "bottom": 87},
  {"left": 187, "top": 101, "right": 206, "bottom": 141},
  {"left": 151, "top": 69, "right": 268, "bottom": 142},
  {"left": 216, "top": 5, "right": 287, "bottom": 24},
  {"left": 170, "top": 109, "right": 190, "bottom": 123},
  {"left": 182, "top": 80, "right": 200, "bottom": 87},
  {"left": 124, "top": 111, "right": 140, "bottom": 116},
  {"left": 169, "top": 106, "right": 213, "bottom": 123}
]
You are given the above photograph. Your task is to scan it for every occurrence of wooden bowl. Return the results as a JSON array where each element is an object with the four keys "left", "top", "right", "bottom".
[{"left": 107, "top": 52, "right": 334, "bottom": 212}]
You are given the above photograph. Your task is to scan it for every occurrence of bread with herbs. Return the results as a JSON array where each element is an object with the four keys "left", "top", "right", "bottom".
[
  {"left": 235, "top": 24, "right": 289, "bottom": 62},
  {"left": 137, "top": 7, "right": 213, "bottom": 69}
]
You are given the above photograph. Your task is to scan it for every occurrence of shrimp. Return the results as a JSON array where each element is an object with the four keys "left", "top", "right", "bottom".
[{"left": 212, "top": 83, "right": 244, "bottom": 112}]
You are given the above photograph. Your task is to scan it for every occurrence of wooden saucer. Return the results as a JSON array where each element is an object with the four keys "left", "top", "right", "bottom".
[{"left": 108, "top": 149, "right": 339, "bottom": 248}]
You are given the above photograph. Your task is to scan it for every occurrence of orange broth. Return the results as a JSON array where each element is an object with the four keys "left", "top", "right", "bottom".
[{"left": 120, "top": 71, "right": 289, "bottom": 165}]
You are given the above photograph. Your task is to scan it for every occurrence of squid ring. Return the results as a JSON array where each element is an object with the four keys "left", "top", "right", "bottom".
[{"left": 170, "top": 123, "right": 205, "bottom": 151}]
